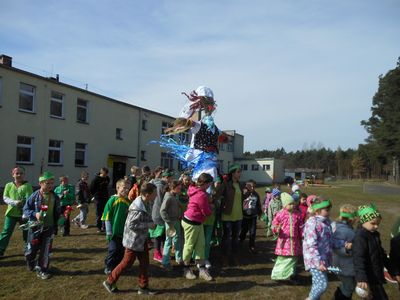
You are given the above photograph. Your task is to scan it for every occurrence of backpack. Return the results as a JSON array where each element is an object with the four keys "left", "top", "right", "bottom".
[{"left": 243, "top": 193, "right": 258, "bottom": 216}]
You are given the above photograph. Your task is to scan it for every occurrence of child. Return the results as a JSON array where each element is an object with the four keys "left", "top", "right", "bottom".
[
  {"left": 298, "top": 192, "right": 308, "bottom": 223},
  {"left": 267, "top": 188, "right": 282, "bottom": 238},
  {"left": 271, "top": 192, "right": 303, "bottom": 283},
  {"left": 0, "top": 166, "right": 33, "bottom": 256},
  {"left": 353, "top": 204, "right": 391, "bottom": 300},
  {"left": 239, "top": 179, "right": 262, "bottom": 253},
  {"left": 103, "top": 182, "right": 158, "bottom": 295},
  {"left": 160, "top": 180, "right": 183, "bottom": 269},
  {"left": 102, "top": 179, "right": 132, "bottom": 274},
  {"left": 23, "top": 171, "right": 61, "bottom": 279},
  {"left": 331, "top": 204, "right": 357, "bottom": 300},
  {"left": 73, "top": 171, "right": 90, "bottom": 229},
  {"left": 54, "top": 175, "right": 75, "bottom": 236},
  {"left": 181, "top": 173, "right": 213, "bottom": 281},
  {"left": 303, "top": 197, "right": 333, "bottom": 300},
  {"left": 390, "top": 218, "right": 400, "bottom": 291}
]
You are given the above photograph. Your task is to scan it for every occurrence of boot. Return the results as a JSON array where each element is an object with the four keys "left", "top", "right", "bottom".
[{"left": 332, "top": 287, "right": 351, "bottom": 300}]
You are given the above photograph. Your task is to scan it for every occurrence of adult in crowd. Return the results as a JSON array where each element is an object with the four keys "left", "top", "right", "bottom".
[{"left": 90, "top": 167, "right": 110, "bottom": 233}]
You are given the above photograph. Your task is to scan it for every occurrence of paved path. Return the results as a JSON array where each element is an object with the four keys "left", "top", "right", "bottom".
[{"left": 363, "top": 182, "right": 400, "bottom": 195}]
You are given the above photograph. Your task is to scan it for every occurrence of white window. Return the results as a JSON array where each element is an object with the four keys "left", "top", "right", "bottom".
[
  {"left": 161, "top": 152, "right": 173, "bottom": 170},
  {"left": 241, "top": 164, "right": 248, "bottom": 171},
  {"left": 50, "top": 91, "right": 64, "bottom": 118},
  {"left": 0, "top": 77, "right": 3, "bottom": 106},
  {"left": 77, "top": 98, "right": 88, "bottom": 123},
  {"left": 19, "top": 83, "right": 35, "bottom": 112},
  {"left": 142, "top": 120, "right": 148, "bottom": 131},
  {"left": 48, "top": 139, "right": 63, "bottom": 165},
  {"left": 116, "top": 128, "right": 123, "bottom": 140},
  {"left": 141, "top": 150, "right": 147, "bottom": 161},
  {"left": 251, "top": 164, "right": 259, "bottom": 171},
  {"left": 16, "top": 136, "right": 34, "bottom": 163},
  {"left": 263, "top": 164, "right": 271, "bottom": 171},
  {"left": 227, "top": 142, "right": 234, "bottom": 152},
  {"left": 75, "top": 143, "right": 87, "bottom": 166},
  {"left": 161, "top": 121, "right": 172, "bottom": 134}
]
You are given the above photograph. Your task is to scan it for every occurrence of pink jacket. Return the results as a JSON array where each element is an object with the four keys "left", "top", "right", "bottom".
[
  {"left": 272, "top": 208, "right": 304, "bottom": 256},
  {"left": 184, "top": 185, "right": 212, "bottom": 223}
]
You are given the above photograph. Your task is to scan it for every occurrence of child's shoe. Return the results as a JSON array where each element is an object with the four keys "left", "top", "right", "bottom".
[
  {"left": 37, "top": 271, "right": 51, "bottom": 280},
  {"left": 80, "top": 224, "right": 89, "bottom": 229},
  {"left": 183, "top": 267, "right": 196, "bottom": 280},
  {"left": 104, "top": 267, "right": 112, "bottom": 275},
  {"left": 138, "top": 287, "right": 158, "bottom": 295},
  {"left": 153, "top": 250, "right": 162, "bottom": 263},
  {"left": 199, "top": 267, "right": 213, "bottom": 281},
  {"left": 103, "top": 280, "right": 118, "bottom": 293},
  {"left": 204, "top": 259, "right": 212, "bottom": 269}
]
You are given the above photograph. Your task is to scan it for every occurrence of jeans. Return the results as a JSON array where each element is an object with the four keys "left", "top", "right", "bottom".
[
  {"left": 105, "top": 236, "right": 125, "bottom": 271},
  {"left": 107, "top": 244, "right": 149, "bottom": 289},
  {"left": 73, "top": 203, "right": 89, "bottom": 225},
  {"left": 239, "top": 216, "right": 257, "bottom": 248},
  {"left": 162, "top": 221, "right": 182, "bottom": 265},
  {"left": 222, "top": 220, "right": 242, "bottom": 254},
  {"left": 25, "top": 226, "right": 54, "bottom": 272},
  {"left": 60, "top": 206, "right": 71, "bottom": 236}
]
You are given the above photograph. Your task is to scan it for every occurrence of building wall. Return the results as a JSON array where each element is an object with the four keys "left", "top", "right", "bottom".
[
  {"left": 239, "top": 158, "right": 285, "bottom": 185},
  {"left": 0, "top": 63, "right": 242, "bottom": 186}
]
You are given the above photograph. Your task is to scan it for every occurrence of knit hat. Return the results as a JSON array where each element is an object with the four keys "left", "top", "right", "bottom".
[
  {"left": 272, "top": 188, "right": 281, "bottom": 198},
  {"left": 292, "top": 191, "right": 300, "bottom": 202},
  {"left": 358, "top": 204, "right": 381, "bottom": 224},
  {"left": 39, "top": 171, "right": 55, "bottom": 182},
  {"left": 228, "top": 164, "right": 241, "bottom": 173},
  {"left": 281, "top": 192, "right": 294, "bottom": 207},
  {"left": 265, "top": 187, "right": 271, "bottom": 193}
]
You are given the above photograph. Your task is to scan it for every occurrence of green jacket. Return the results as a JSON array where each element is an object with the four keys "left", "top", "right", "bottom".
[
  {"left": 54, "top": 184, "right": 75, "bottom": 206},
  {"left": 3, "top": 181, "right": 33, "bottom": 217}
]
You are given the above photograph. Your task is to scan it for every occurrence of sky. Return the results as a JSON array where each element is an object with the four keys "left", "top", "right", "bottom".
[{"left": 1, "top": 0, "right": 399, "bottom": 152}]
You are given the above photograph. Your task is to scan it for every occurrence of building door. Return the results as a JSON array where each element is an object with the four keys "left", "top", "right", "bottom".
[{"left": 112, "top": 162, "right": 126, "bottom": 187}]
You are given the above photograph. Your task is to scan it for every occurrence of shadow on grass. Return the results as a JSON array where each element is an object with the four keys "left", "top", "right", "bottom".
[
  {"left": 54, "top": 247, "right": 105, "bottom": 254},
  {"left": 51, "top": 266, "right": 105, "bottom": 276},
  {"left": 158, "top": 280, "right": 258, "bottom": 294}
]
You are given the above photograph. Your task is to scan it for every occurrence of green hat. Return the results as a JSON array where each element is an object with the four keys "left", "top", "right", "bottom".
[
  {"left": 358, "top": 204, "right": 381, "bottom": 224},
  {"left": 39, "top": 171, "right": 55, "bottom": 182},
  {"left": 228, "top": 164, "right": 241, "bottom": 173},
  {"left": 281, "top": 192, "right": 294, "bottom": 207},
  {"left": 161, "top": 169, "right": 174, "bottom": 177},
  {"left": 312, "top": 199, "right": 332, "bottom": 211}
]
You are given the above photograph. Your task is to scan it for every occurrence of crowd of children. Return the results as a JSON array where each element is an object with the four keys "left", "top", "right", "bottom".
[{"left": 1, "top": 164, "right": 400, "bottom": 299}]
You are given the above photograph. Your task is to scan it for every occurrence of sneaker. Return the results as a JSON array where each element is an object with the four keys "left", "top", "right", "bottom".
[
  {"left": 72, "top": 219, "right": 81, "bottom": 227},
  {"left": 37, "top": 271, "right": 51, "bottom": 279},
  {"left": 80, "top": 224, "right": 89, "bottom": 229},
  {"left": 204, "top": 260, "right": 212, "bottom": 269},
  {"left": 153, "top": 251, "right": 162, "bottom": 263},
  {"left": 199, "top": 267, "right": 213, "bottom": 281},
  {"left": 183, "top": 267, "right": 196, "bottom": 280},
  {"left": 103, "top": 280, "right": 118, "bottom": 293},
  {"left": 104, "top": 267, "right": 112, "bottom": 275},
  {"left": 138, "top": 287, "right": 158, "bottom": 295},
  {"left": 175, "top": 259, "right": 184, "bottom": 266}
]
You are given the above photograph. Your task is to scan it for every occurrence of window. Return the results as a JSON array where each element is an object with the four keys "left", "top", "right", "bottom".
[
  {"left": 219, "top": 143, "right": 225, "bottom": 151},
  {"left": 178, "top": 132, "right": 190, "bottom": 144},
  {"left": 0, "top": 77, "right": 3, "bottom": 106},
  {"left": 217, "top": 160, "right": 224, "bottom": 172},
  {"left": 77, "top": 98, "right": 88, "bottom": 123},
  {"left": 251, "top": 164, "right": 259, "bottom": 171},
  {"left": 142, "top": 120, "right": 148, "bottom": 130},
  {"left": 48, "top": 139, "right": 63, "bottom": 165},
  {"left": 16, "top": 136, "right": 34, "bottom": 163},
  {"left": 178, "top": 161, "right": 186, "bottom": 171},
  {"left": 227, "top": 142, "right": 234, "bottom": 152},
  {"left": 50, "top": 91, "right": 64, "bottom": 118},
  {"left": 263, "top": 164, "right": 271, "bottom": 171},
  {"left": 75, "top": 143, "right": 87, "bottom": 166},
  {"left": 161, "top": 121, "right": 172, "bottom": 134},
  {"left": 116, "top": 128, "right": 123, "bottom": 140},
  {"left": 241, "top": 164, "right": 248, "bottom": 171},
  {"left": 19, "top": 83, "right": 35, "bottom": 112},
  {"left": 141, "top": 150, "right": 147, "bottom": 161},
  {"left": 161, "top": 152, "right": 173, "bottom": 170}
]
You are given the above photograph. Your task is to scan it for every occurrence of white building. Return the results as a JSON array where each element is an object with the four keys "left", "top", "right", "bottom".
[
  {"left": 237, "top": 157, "right": 285, "bottom": 185},
  {"left": 0, "top": 54, "right": 243, "bottom": 187}
]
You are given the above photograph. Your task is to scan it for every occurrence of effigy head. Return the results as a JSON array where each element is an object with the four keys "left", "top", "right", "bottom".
[{"left": 180, "top": 86, "right": 216, "bottom": 118}]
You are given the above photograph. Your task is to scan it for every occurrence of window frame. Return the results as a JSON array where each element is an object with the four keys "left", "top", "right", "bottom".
[
  {"left": 76, "top": 98, "right": 89, "bottom": 123},
  {"left": 241, "top": 164, "right": 248, "bottom": 171},
  {"left": 116, "top": 128, "right": 123, "bottom": 140},
  {"left": 19, "top": 82, "right": 36, "bottom": 113},
  {"left": 50, "top": 91, "right": 65, "bottom": 119},
  {"left": 251, "top": 164, "right": 259, "bottom": 171},
  {"left": 142, "top": 119, "right": 148, "bottom": 131},
  {"left": 16, "top": 135, "right": 34, "bottom": 164},
  {"left": 141, "top": 150, "right": 147, "bottom": 161},
  {"left": 75, "top": 143, "right": 88, "bottom": 167},
  {"left": 48, "top": 139, "right": 63, "bottom": 166},
  {"left": 160, "top": 152, "right": 173, "bottom": 170},
  {"left": 263, "top": 164, "right": 271, "bottom": 171}
]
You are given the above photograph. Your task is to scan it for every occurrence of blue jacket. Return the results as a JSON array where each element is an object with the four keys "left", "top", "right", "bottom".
[{"left": 23, "top": 189, "right": 61, "bottom": 229}]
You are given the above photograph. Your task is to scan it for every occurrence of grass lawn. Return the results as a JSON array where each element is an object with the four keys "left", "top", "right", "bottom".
[{"left": 0, "top": 180, "right": 399, "bottom": 299}]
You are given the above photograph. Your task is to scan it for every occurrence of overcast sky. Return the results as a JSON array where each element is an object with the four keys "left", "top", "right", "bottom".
[{"left": 2, "top": 0, "right": 399, "bottom": 152}]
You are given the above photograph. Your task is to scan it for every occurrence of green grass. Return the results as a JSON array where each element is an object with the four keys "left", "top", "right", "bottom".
[{"left": 0, "top": 180, "right": 399, "bottom": 299}]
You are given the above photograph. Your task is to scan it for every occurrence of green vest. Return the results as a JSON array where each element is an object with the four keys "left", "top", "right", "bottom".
[{"left": 4, "top": 181, "right": 33, "bottom": 217}]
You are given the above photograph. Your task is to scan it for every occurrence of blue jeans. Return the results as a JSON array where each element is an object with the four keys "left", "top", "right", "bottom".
[
  {"left": 239, "top": 216, "right": 257, "bottom": 248},
  {"left": 105, "top": 236, "right": 124, "bottom": 270},
  {"left": 222, "top": 220, "right": 242, "bottom": 254},
  {"left": 162, "top": 221, "right": 182, "bottom": 265}
]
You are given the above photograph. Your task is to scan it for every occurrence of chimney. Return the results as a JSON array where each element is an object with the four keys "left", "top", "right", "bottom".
[{"left": 0, "top": 55, "right": 12, "bottom": 67}]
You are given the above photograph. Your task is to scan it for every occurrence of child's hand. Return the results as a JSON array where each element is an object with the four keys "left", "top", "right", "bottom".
[
  {"left": 35, "top": 212, "right": 42, "bottom": 221},
  {"left": 318, "top": 263, "right": 327, "bottom": 272},
  {"left": 344, "top": 242, "right": 352, "bottom": 250},
  {"left": 357, "top": 281, "right": 369, "bottom": 290}
]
